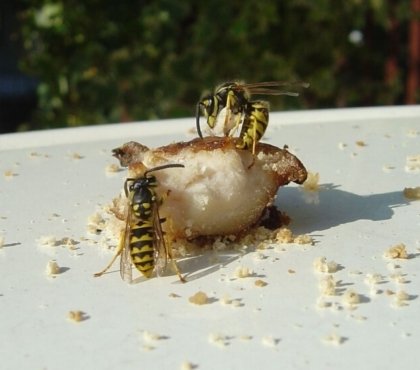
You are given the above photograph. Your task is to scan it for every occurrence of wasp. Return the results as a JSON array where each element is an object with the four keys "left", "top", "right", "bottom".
[
  {"left": 94, "top": 163, "right": 186, "bottom": 283},
  {"left": 196, "top": 81, "right": 309, "bottom": 154}
]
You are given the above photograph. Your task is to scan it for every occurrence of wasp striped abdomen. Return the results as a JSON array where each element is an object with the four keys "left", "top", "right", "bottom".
[
  {"left": 236, "top": 101, "right": 269, "bottom": 154},
  {"left": 129, "top": 219, "right": 156, "bottom": 278}
]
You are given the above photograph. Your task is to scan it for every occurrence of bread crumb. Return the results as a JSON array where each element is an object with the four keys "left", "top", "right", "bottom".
[
  {"left": 386, "top": 262, "right": 401, "bottom": 271},
  {"left": 313, "top": 257, "right": 339, "bottom": 273},
  {"left": 356, "top": 140, "right": 367, "bottom": 147},
  {"left": 337, "top": 142, "right": 347, "bottom": 150},
  {"left": 383, "top": 243, "right": 408, "bottom": 259},
  {"left": 405, "top": 154, "right": 420, "bottom": 173},
  {"left": 189, "top": 291, "right": 209, "bottom": 305},
  {"left": 403, "top": 187, "right": 420, "bottom": 200},
  {"left": 275, "top": 227, "right": 294, "bottom": 243},
  {"left": 141, "top": 345, "right": 155, "bottom": 351},
  {"left": 364, "top": 273, "right": 383, "bottom": 286},
  {"left": 169, "top": 293, "right": 181, "bottom": 298},
  {"left": 389, "top": 273, "right": 407, "bottom": 284},
  {"left": 105, "top": 163, "right": 123, "bottom": 175},
  {"left": 323, "top": 332, "right": 345, "bottom": 346},
  {"left": 318, "top": 275, "right": 336, "bottom": 296},
  {"left": 255, "top": 279, "right": 268, "bottom": 287},
  {"left": 68, "top": 152, "right": 84, "bottom": 160},
  {"left": 3, "top": 170, "right": 18, "bottom": 179},
  {"left": 261, "top": 336, "right": 279, "bottom": 348},
  {"left": 234, "top": 266, "right": 253, "bottom": 278},
  {"left": 382, "top": 165, "right": 395, "bottom": 172},
  {"left": 231, "top": 299, "right": 243, "bottom": 307},
  {"left": 67, "top": 310, "right": 87, "bottom": 322},
  {"left": 142, "top": 330, "right": 166, "bottom": 342},
  {"left": 275, "top": 227, "right": 313, "bottom": 245},
  {"left": 302, "top": 172, "right": 320, "bottom": 192},
  {"left": 45, "top": 260, "right": 61, "bottom": 276},
  {"left": 208, "top": 333, "right": 228, "bottom": 348},
  {"left": 407, "top": 129, "right": 419, "bottom": 138},
  {"left": 293, "top": 234, "right": 314, "bottom": 245},
  {"left": 316, "top": 297, "right": 332, "bottom": 309},
  {"left": 37, "top": 235, "right": 58, "bottom": 247},
  {"left": 87, "top": 212, "right": 106, "bottom": 234},
  {"left": 393, "top": 290, "right": 410, "bottom": 307},
  {"left": 180, "top": 361, "right": 197, "bottom": 370},
  {"left": 342, "top": 289, "right": 360, "bottom": 307},
  {"left": 220, "top": 295, "right": 232, "bottom": 305},
  {"left": 239, "top": 335, "right": 253, "bottom": 341}
]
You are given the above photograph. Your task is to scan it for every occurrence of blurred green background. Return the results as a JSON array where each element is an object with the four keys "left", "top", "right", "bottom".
[{"left": 1, "top": 0, "right": 419, "bottom": 132}]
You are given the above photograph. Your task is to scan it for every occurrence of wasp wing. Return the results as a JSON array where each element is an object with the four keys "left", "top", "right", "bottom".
[
  {"left": 240, "top": 81, "right": 309, "bottom": 96},
  {"left": 119, "top": 206, "right": 133, "bottom": 283},
  {"left": 152, "top": 203, "right": 169, "bottom": 277}
]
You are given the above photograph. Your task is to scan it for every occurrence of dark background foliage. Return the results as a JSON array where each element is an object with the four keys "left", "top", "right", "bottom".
[{"left": 1, "top": 0, "right": 419, "bottom": 131}]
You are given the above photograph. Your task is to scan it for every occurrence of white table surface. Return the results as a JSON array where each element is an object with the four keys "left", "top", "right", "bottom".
[{"left": 0, "top": 106, "right": 419, "bottom": 370}]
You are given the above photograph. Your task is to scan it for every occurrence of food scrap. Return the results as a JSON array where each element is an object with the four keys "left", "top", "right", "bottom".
[
  {"left": 342, "top": 289, "right": 361, "bottom": 308},
  {"left": 322, "top": 332, "right": 345, "bottom": 346},
  {"left": 45, "top": 260, "right": 61, "bottom": 276},
  {"left": 188, "top": 291, "right": 210, "bottom": 305},
  {"left": 405, "top": 154, "right": 420, "bottom": 173},
  {"left": 67, "top": 310, "right": 88, "bottom": 322},
  {"left": 275, "top": 227, "right": 313, "bottom": 245},
  {"left": 313, "top": 257, "right": 339, "bottom": 273},
  {"left": 261, "top": 335, "right": 280, "bottom": 348},
  {"left": 234, "top": 266, "right": 254, "bottom": 278},
  {"left": 383, "top": 243, "right": 408, "bottom": 259},
  {"left": 208, "top": 333, "right": 229, "bottom": 348},
  {"left": 254, "top": 279, "right": 268, "bottom": 287},
  {"left": 403, "top": 187, "right": 420, "bottom": 200}
]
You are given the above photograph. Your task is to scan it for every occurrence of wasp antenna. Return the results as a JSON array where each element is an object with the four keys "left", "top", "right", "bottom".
[
  {"left": 144, "top": 163, "right": 185, "bottom": 177},
  {"left": 195, "top": 103, "right": 204, "bottom": 139}
]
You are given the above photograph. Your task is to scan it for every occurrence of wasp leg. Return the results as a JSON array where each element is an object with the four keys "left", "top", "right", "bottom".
[
  {"left": 196, "top": 103, "right": 204, "bottom": 139},
  {"left": 224, "top": 91, "right": 242, "bottom": 137},
  {"left": 93, "top": 230, "right": 125, "bottom": 277},
  {"left": 167, "top": 244, "right": 186, "bottom": 283}
]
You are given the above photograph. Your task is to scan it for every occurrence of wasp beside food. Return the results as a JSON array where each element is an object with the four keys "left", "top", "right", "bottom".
[
  {"left": 94, "top": 163, "right": 186, "bottom": 283},
  {"left": 196, "top": 81, "right": 309, "bottom": 154}
]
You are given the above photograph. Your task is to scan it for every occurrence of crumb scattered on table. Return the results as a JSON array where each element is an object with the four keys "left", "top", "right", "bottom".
[
  {"left": 403, "top": 187, "right": 420, "bottom": 200},
  {"left": 234, "top": 266, "right": 253, "bottom": 278},
  {"left": 313, "top": 257, "right": 339, "bottom": 273},
  {"left": 45, "top": 260, "right": 61, "bottom": 276},
  {"left": 261, "top": 336, "right": 279, "bottom": 348},
  {"left": 67, "top": 310, "right": 87, "bottom": 322},
  {"left": 323, "top": 332, "right": 345, "bottom": 346},
  {"left": 383, "top": 243, "right": 408, "bottom": 259},
  {"left": 254, "top": 279, "right": 268, "bottom": 287},
  {"left": 302, "top": 172, "right": 320, "bottom": 192},
  {"left": 189, "top": 291, "right": 209, "bottom": 305}
]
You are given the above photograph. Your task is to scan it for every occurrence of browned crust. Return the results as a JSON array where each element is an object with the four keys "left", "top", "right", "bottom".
[{"left": 113, "top": 136, "right": 307, "bottom": 185}]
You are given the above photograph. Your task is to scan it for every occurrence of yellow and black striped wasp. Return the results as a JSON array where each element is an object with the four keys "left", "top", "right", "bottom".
[
  {"left": 94, "top": 163, "right": 186, "bottom": 283},
  {"left": 196, "top": 81, "right": 309, "bottom": 154}
]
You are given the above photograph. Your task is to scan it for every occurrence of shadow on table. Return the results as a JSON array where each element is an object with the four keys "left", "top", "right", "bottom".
[
  {"left": 176, "top": 251, "right": 240, "bottom": 282},
  {"left": 276, "top": 184, "right": 410, "bottom": 234}
]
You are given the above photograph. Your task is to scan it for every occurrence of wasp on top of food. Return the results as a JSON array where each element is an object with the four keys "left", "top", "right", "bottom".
[
  {"left": 195, "top": 81, "right": 309, "bottom": 154},
  {"left": 94, "top": 163, "right": 186, "bottom": 283}
]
